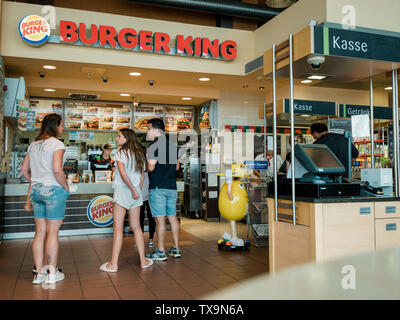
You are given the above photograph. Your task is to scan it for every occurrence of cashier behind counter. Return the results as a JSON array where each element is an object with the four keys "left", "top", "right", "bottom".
[
  {"left": 310, "top": 123, "right": 359, "bottom": 175},
  {"left": 90, "top": 143, "right": 115, "bottom": 174}
]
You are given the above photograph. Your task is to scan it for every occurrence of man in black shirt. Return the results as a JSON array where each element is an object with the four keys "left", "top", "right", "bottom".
[
  {"left": 145, "top": 118, "right": 181, "bottom": 261},
  {"left": 310, "top": 123, "right": 359, "bottom": 175}
]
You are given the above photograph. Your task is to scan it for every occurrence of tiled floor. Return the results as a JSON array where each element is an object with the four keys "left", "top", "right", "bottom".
[{"left": 0, "top": 217, "right": 268, "bottom": 300}]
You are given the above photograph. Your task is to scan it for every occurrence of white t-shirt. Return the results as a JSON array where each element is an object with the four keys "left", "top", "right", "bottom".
[
  {"left": 27, "top": 137, "right": 66, "bottom": 187},
  {"left": 113, "top": 150, "right": 143, "bottom": 188},
  {"left": 254, "top": 153, "right": 283, "bottom": 178},
  {"left": 141, "top": 172, "right": 149, "bottom": 201}
]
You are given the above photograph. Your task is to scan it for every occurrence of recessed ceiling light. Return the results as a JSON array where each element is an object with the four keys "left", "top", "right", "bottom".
[
  {"left": 308, "top": 75, "right": 327, "bottom": 80},
  {"left": 182, "top": 97, "right": 192, "bottom": 100},
  {"left": 259, "top": 86, "right": 265, "bottom": 90},
  {"left": 385, "top": 86, "right": 393, "bottom": 90},
  {"left": 199, "top": 77, "right": 210, "bottom": 81},
  {"left": 120, "top": 93, "right": 130, "bottom": 96},
  {"left": 300, "top": 114, "right": 311, "bottom": 117},
  {"left": 129, "top": 72, "right": 142, "bottom": 76},
  {"left": 43, "top": 65, "right": 56, "bottom": 70},
  {"left": 243, "top": 85, "right": 248, "bottom": 88},
  {"left": 301, "top": 80, "right": 313, "bottom": 84},
  {"left": 44, "top": 88, "right": 56, "bottom": 92}
]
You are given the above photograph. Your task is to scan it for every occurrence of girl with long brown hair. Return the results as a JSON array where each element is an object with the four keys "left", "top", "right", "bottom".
[
  {"left": 100, "top": 129, "right": 153, "bottom": 271},
  {"left": 21, "top": 113, "right": 69, "bottom": 285}
]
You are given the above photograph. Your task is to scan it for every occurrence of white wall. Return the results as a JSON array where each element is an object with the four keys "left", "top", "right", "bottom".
[
  {"left": 254, "top": 0, "right": 328, "bottom": 58},
  {"left": 218, "top": 91, "right": 265, "bottom": 163},
  {"left": 326, "top": 0, "right": 400, "bottom": 33}
]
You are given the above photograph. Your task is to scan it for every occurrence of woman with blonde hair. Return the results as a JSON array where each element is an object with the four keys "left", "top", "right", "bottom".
[{"left": 100, "top": 129, "right": 153, "bottom": 271}]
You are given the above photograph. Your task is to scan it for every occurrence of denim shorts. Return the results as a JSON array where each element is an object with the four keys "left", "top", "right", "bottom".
[
  {"left": 149, "top": 188, "right": 178, "bottom": 218},
  {"left": 30, "top": 183, "right": 70, "bottom": 220}
]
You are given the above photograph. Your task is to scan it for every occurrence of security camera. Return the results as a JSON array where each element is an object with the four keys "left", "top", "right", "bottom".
[
  {"left": 101, "top": 76, "right": 109, "bottom": 83},
  {"left": 148, "top": 80, "right": 155, "bottom": 86},
  {"left": 87, "top": 73, "right": 93, "bottom": 79},
  {"left": 39, "top": 72, "right": 46, "bottom": 78},
  {"left": 307, "top": 55, "right": 325, "bottom": 70}
]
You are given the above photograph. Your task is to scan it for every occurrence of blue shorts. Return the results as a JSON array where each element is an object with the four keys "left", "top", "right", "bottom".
[
  {"left": 30, "top": 183, "right": 70, "bottom": 220},
  {"left": 149, "top": 188, "right": 177, "bottom": 218}
]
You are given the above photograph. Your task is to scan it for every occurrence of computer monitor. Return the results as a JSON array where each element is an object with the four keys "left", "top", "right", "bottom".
[{"left": 294, "top": 144, "right": 345, "bottom": 174}]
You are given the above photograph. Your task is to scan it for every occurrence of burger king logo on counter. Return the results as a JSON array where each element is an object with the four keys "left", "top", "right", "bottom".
[
  {"left": 18, "top": 15, "right": 50, "bottom": 46},
  {"left": 87, "top": 196, "right": 114, "bottom": 227}
]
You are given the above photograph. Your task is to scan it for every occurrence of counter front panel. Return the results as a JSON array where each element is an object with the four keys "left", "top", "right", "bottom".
[{"left": 1, "top": 182, "right": 183, "bottom": 239}]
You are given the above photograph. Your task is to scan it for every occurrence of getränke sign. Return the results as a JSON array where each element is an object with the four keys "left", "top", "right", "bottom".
[{"left": 18, "top": 15, "right": 238, "bottom": 61}]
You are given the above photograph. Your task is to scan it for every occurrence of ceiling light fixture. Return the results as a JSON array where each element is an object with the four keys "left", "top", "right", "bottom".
[
  {"left": 385, "top": 86, "right": 393, "bottom": 90},
  {"left": 301, "top": 80, "right": 313, "bottom": 84},
  {"left": 243, "top": 85, "right": 249, "bottom": 88},
  {"left": 129, "top": 72, "right": 142, "bottom": 76},
  {"left": 182, "top": 97, "right": 192, "bottom": 100},
  {"left": 199, "top": 77, "right": 210, "bottom": 81},
  {"left": 308, "top": 75, "right": 327, "bottom": 80},
  {"left": 120, "top": 93, "right": 130, "bottom": 96},
  {"left": 44, "top": 88, "right": 56, "bottom": 92},
  {"left": 43, "top": 65, "right": 56, "bottom": 70}
]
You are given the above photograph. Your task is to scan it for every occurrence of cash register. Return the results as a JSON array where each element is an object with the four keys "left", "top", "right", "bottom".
[{"left": 288, "top": 144, "right": 362, "bottom": 198}]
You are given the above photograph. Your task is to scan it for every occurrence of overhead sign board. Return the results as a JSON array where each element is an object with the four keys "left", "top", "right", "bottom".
[
  {"left": 314, "top": 26, "right": 400, "bottom": 63},
  {"left": 338, "top": 104, "right": 393, "bottom": 120},
  {"left": 17, "top": 15, "right": 237, "bottom": 61},
  {"left": 283, "top": 99, "right": 337, "bottom": 116}
]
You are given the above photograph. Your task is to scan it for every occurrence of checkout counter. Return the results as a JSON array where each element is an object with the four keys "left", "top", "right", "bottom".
[{"left": 267, "top": 143, "right": 400, "bottom": 273}]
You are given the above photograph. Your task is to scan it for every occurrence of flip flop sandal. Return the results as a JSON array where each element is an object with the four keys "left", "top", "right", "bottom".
[
  {"left": 100, "top": 262, "right": 118, "bottom": 273},
  {"left": 141, "top": 259, "right": 154, "bottom": 269}
]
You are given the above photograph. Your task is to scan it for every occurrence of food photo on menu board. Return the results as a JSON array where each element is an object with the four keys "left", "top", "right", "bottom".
[
  {"left": 199, "top": 103, "right": 211, "bottom": 130},
  {"left": 115, "top": 108, "right": 131, "bottom": 126},
  {"left": 83, "top": 117, "right": 100, "bottom": 130},
  {"left": 165, "top": 107, "right": 193, "bottom": 132},
  {"left": 15, "top": 100, "right": 63, "bottom": 131},
  {"left": 65, "top": 107, "right": 84, "bottom": 129},
  {"left": 133, "top": 105, "right": 163, "bottom": 131}
]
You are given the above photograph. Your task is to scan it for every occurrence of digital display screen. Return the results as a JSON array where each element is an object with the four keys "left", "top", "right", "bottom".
[{"left": 302, "top": 146, "right": 343, "bottom": 169}]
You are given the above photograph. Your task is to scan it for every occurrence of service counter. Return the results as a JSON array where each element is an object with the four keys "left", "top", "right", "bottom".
[
  {"left": 267, "top": 195, "right": 400, "bottom": 274},
  {"left": 1, "top": 181, "right": 184, "bottom": 239}
]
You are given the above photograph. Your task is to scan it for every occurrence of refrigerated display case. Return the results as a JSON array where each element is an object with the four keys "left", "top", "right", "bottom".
[{"left": 183, "top": 157, "right": 201, "bottom": 217}]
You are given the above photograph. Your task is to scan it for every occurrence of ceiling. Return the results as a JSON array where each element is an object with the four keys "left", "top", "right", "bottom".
[
  {"left": 3, "top": 56, "right": 271, "bottom": 106},
  {"left": 271, "top": 55, "right": 398, "bottom": 91},
  {"left": 4, "top": 53, "right": 395, "bottom": 109}
]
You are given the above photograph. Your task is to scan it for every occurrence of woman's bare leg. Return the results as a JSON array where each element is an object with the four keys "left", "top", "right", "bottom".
[{"left": 107, "top": 203, "right": 126, "bottom": 270}]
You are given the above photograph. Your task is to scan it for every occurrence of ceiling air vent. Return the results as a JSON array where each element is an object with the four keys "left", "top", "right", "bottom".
[{"left": 68, "top": 93, "right": 100, "bottom": 100}]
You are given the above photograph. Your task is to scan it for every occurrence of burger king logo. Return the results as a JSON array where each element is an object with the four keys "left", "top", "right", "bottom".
[
  {"left": 18, "top": 15, "right": 50, "bottom": 46},
  {"left": 87, "top": 196, "right": 114, "bottom": 227}
]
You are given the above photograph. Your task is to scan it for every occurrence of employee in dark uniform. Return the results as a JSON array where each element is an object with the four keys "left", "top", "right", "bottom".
[
  {"left": 310, "top": 123, "right": 359, "bottom": 175},
  {"left": 91, "top": 143, "right": 115, "bottom": 176}
]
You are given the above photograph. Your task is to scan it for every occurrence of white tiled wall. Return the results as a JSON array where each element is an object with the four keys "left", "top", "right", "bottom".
[
  {"left": 218, "top": 91, "right": 265, "bottom": 129},
  {"left": 218, "top": 91, "right": 265, "bottom": 163}
]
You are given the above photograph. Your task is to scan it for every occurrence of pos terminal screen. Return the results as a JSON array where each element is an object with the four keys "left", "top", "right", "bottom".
[
  {"left": 303, "top": 147, "right": 343, "bottom": 169},
  {"left": 295, "top": 144, "right": 345, "bottom": 174}
]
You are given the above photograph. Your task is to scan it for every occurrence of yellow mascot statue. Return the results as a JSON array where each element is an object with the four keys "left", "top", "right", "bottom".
[{"left": 217, "top": 165, "right": 249, "bottom": 249}]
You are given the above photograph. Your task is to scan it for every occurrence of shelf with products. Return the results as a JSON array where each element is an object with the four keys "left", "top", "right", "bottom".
[{"left": 352, "top": 133, "right": 389, "bottom": 176}]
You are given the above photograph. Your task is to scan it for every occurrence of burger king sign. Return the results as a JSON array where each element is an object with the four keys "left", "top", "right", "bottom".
[
  {"left": 87, "top": 195, "right": 114, "bottom": 227},
  {"left": 18, "top": 15, "right": 50, "bottom": 46}
]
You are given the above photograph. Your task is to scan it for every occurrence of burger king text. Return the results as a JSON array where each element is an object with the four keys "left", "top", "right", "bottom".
[{"left": 59, "top": 21, "right": 237, "bottom": 61}]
